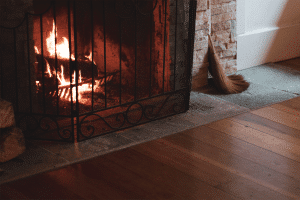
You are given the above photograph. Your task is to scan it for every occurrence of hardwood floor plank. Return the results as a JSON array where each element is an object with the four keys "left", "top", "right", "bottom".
[
  {"left": 271, "top": 103, "right": 300, "bottom": 117},
  {"left": 180, "top": 122, "right": 300, "bottom": 181},
  {"left": 103, "top": 149, "right": 189, "bottom": 200},
  {"left": 0, "top": 171, "right": 84, "bottom": 200},
  {"left": 132, "top": 139, "right": 228, "bottom": 187},
  {"left": 278, "top": 97, "right": 300, "bottom": 111},
  {"left": 230, "top": 112, "right": 300, "bottom": 140},
  {"left": 250, "top": 107, "right": 300, "bottom": 130},
  {"left": 105, "top": 147, "right": 239, "bottom": 200},
  {"left": 131, "top": 139, "right": 293, "bottom": 200},
  {"left": 44, "top": 164, "right": 126, "bottom": 200},
  {"left": 0, "top": 185, "right": 31, "bottom": 200},
  {"left": 230, "top": 113, "right": 300, "bottom": 148},
  {"left": 85, "top": 155, "right": 175, "bottom": 200},
  {"left": 205, "top": 118, "right": 300, "bottom": 162},
  {"left": 163, "top": 133, "right": 300, "bottom": 199},
  {"left": 287, "top": 96, "right": 300, "bottom": 104}
]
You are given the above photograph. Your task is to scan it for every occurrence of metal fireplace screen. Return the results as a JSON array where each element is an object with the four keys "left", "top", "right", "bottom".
[{"left": 0, "top": 0, "right": 197, "bottom": 142}]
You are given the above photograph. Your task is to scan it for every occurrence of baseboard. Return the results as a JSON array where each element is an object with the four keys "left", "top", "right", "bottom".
[{"left": 237, "top": 23, "right": 300, "bottom": 70}]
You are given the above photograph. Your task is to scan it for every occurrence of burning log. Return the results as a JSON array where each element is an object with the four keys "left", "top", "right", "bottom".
[
  {"left": 48, "top": 74, "right": 115, "bottom": 100},
  {"left": 35, "top": 54, "right": 101, "bottom": 101},
  {"left": 35, "top": 54, "right": 98, "bottom": 82}
]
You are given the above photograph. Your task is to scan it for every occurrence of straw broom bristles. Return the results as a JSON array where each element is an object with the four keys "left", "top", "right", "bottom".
[{"left": 207, "top": 35, "right": 250, "bottom": 94}]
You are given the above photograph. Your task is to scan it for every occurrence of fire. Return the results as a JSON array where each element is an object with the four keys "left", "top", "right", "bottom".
[
  {"left": 34, "top": 20, "right": 101, "bottom": 105},
  {"left": 79, "top": 69, "right": 82, "bottom": 83},
  {"left": 46, "top": 21, "right": 74, "bottom": 60},
  {"left": 54, "top": 65, "right": 83, "bottom": 101},
  {"left": 34, "top": 46, "right": 40, "bottom": 54},
  {"left": 45, "top": 59, "right": 52, "bottom": 78},
  {"left": 56, "top": 65, "right": 67, "bottom": 85}
]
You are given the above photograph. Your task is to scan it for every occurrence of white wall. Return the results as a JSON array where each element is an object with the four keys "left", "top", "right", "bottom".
[{"left": 237, "top": 0, "right": 300, "bottom": 70}]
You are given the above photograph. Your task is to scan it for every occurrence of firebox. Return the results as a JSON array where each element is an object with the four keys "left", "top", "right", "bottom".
[{"left": 0, "top": 0, "right": 197, "bottom": 142}]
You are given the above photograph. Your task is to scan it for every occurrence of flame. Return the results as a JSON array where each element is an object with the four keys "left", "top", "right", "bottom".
[
  {"left": 34, "top": 46, "right": 40, "bottom": 54},
  {"left": 56, "top": 65, "right": 65, "bottom": 85},
  {"left": 45, "top": 59, "right": 52, "bottom": 77},
  {"left": 35, "top": 20, "right": 103, "bottom": 104},
  {"left": 54, "top": 65, "right": 87, "bottom": 102},
  {"left": 79, "top": 70, "right": 82, "bottom": 83},
  {"left": 72, "top": 71, "right": 76, "bottom": 84},
  {"left": 46, "top": 21, "right": 74, "bottom": 60}
]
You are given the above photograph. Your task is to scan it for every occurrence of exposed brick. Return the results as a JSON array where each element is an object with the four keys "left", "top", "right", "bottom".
[
  {"left": 226, "top": 42, "right": 237, "bottom": 50},
  {"left": 193, "top": 49, "right": 208, "bottom": 64},
  {"left": 195, "top": 10, "right": 210, "bottom": 30},
  {"left": 227, "top": 1, "right": 236, "bottom": 13},
  {"left": 226, "top": 59, "right": 237, "bottom": 68},
  {"left": 213, "top": 30, "right": 231, "bottom": 43},
  {"left": 213, "top": 40, "right": 226, "bottom": 52},
  {"left": 194, "top": 28, "right": 210, "bottom": 38},
  {"left": 194, "top": 35, "right": 208, "bottom": 50},
  {"left": 220, "top": 49, "right": 236, "bottom": 58},
  {"left": 197, "top": 21, "right": 209, "bottom": 31},
  {"left": 211, "top": 12, "right": 236, "bottom": 24},
  {"left": 220, "top": 56, "right": 236, "bottom": 62},
  {"left": 197, "top": 0, "right": 208, "bottom": 11},
  {"left": 230, "top": 20, "right": 237, "bottom": 42},
  {"left": 211, "top": 1, "right": 236, "bottom": 15},
  {"left": 211, "top": 20, "right": 231, "bottom": 32},
  {"left": 211, "top": 4, "right": 223, "bottom": 16},
  {"left": 211, "top": 0, "right": 233, "bottom": 5}
]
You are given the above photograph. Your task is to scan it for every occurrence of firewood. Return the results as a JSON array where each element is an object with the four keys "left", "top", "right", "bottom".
[
  {"left": 35, "top": 54, "right": 98, "bottom": 81},
  {"left": 0, "top": 127, "right": 26, "bottom": 163},
  {"left": 0, "top": 99, "right": 15, "bottom": 128}
]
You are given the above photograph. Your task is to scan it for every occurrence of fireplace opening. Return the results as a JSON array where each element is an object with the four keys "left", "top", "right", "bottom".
[
  {"left": 33, "top": 0, "right": 172, "bottom": 113},
  {"left": 0, "top": 0, "right": 197, "bottom": 142}
]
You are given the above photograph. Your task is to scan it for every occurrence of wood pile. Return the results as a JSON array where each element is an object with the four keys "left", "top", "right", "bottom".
[{"left": 0, "top": 99, "right": 26, "bottom": 164}]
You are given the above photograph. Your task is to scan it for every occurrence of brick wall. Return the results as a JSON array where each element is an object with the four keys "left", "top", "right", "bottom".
[{"left": 192, "top": 0, "right": 237, "bottom": 89}]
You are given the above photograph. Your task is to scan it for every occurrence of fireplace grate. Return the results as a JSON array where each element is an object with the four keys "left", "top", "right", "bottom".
[{"left": 0, "top": 0, "right": 197, "bottom": 142}]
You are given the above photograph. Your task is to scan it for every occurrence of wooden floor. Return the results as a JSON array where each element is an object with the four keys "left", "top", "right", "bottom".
[{"left": 1, "top": 60, "right": 300, "bottom": 199}]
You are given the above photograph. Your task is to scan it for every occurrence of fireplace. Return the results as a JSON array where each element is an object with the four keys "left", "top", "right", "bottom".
[{"left": 0, "top": 0, "right": 197, "bottom": 142}]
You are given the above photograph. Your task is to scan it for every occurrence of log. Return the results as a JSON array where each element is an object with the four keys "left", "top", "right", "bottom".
[
  {"left": 35, "top": 54, "right": 98, "bottom": 82},
  {"left": 0, "top": 99, "right": 15, "bottom": 128},
  {"left": 0, "top": 127, "right": 26, "bottom": 163}
]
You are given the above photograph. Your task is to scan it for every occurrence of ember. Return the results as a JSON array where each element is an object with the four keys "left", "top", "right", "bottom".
[{"left": 34, "top": 20, "right": 104, "bottom": 105}]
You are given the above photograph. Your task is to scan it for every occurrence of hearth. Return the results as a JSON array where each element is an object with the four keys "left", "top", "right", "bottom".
[{"left": 0, "top": 0, "right": 197, "bottom": 142}]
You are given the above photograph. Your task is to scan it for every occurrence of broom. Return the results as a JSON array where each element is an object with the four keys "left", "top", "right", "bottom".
[{"left": 207, "top": 34, "right": 250, "bottom": 94}]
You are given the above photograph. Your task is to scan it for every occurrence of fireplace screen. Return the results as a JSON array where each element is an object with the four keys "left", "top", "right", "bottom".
[{"left": 0, "top": 0, "right": 197, "bottom": 142}]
